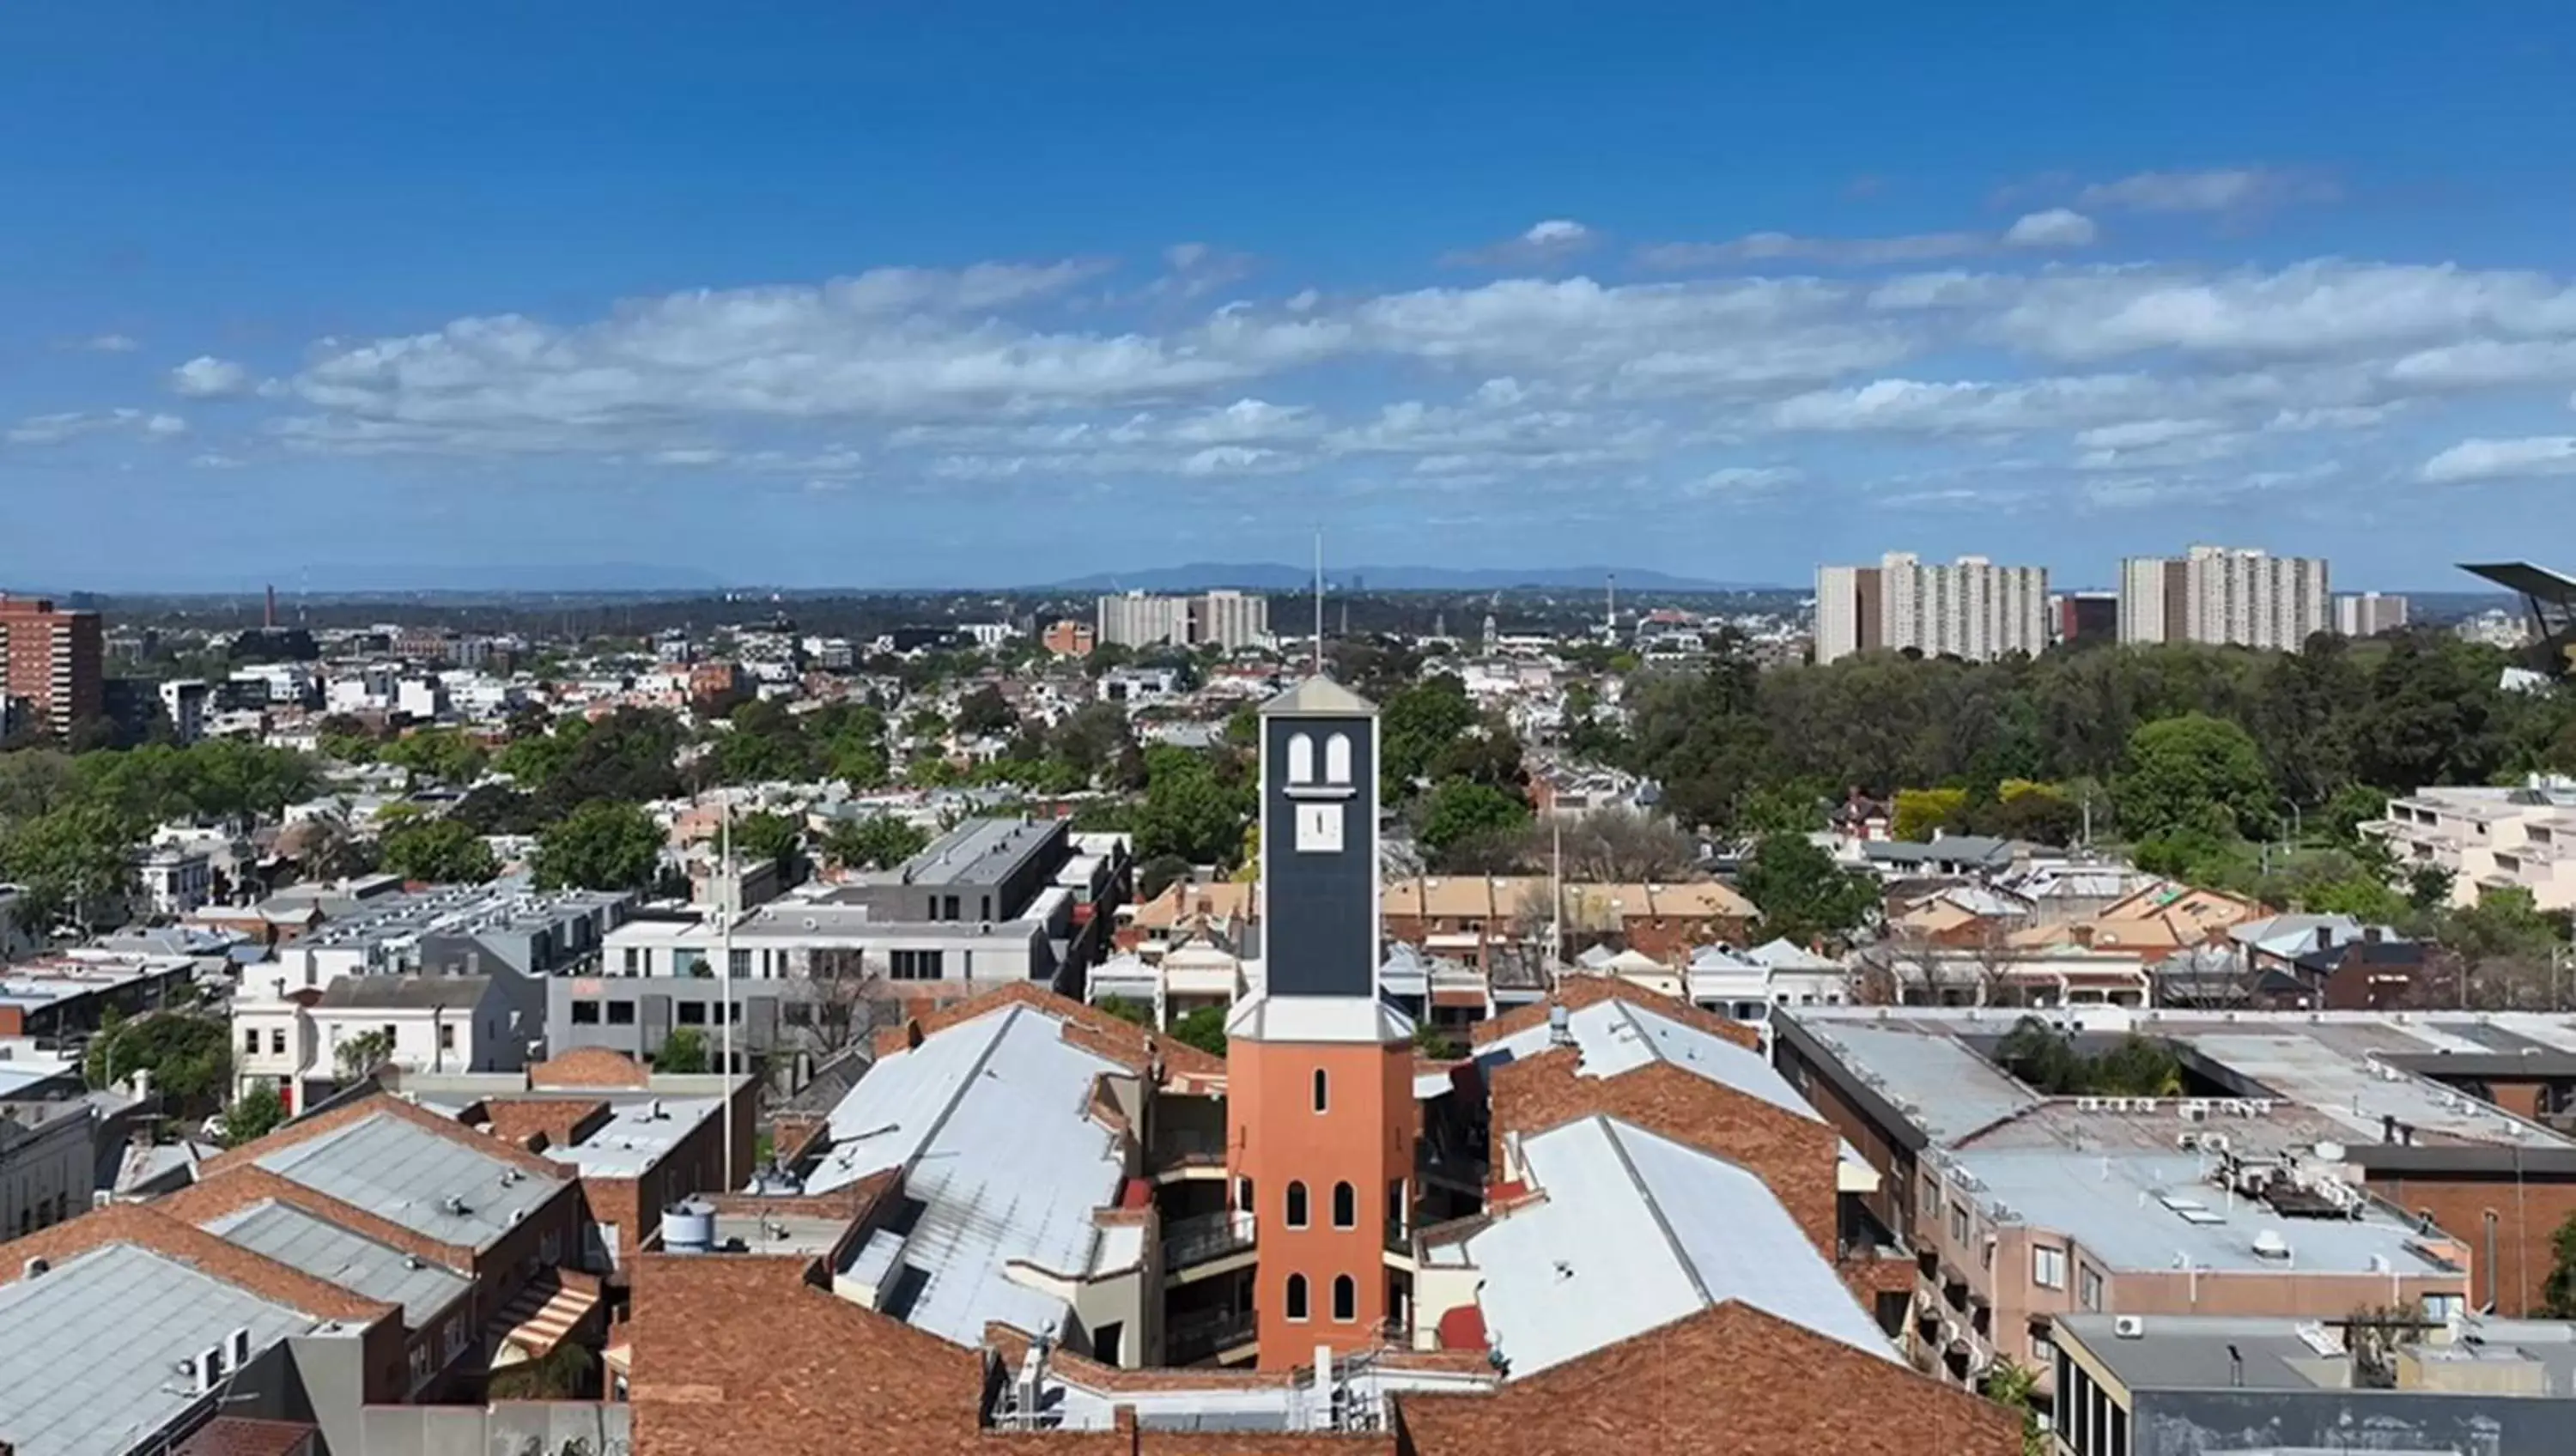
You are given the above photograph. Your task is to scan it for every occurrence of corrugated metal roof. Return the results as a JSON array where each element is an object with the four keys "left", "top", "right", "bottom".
[
  {"left": 809, "top": 1004, "right": 1127, "bottom": 1348},
  {"left": 1464, "top": 1115, "right": 1897, "bottom": 1378},
  {"left": 0, "top": 1243, "right": 324, "bottom": 1456},
  {"left": 257, "top": 1112, "right": 561, "bottom": 1252},
  {"left": 201, "top": 1199, "right": 470, "bottom": 1327}
]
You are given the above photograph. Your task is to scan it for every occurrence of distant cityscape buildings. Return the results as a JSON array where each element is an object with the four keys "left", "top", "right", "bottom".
[
  {"left": 2119, "top": 546, "right": 2330, "bottom": 650},
  {"left": 2335, "top": 591, "right": 2411, "bottom": 638},
  {"left": 0, "top": 592, "right": 105, "bottom": 737},
  {"left": 1814, "top": 554, "right": 2050, "bottom": 665},
  {"left": 1096, "top": 589, "right": 1272, "bottom": 651}
]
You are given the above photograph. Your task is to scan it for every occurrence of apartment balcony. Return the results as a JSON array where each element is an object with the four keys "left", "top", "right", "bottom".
[
  {"left": 1163, "top": 1211, "right": 1257, "bottom": 1282},
  {"left": 1165, "top": 1306, "right": 1259, "bottom": 1366},
  {"left": 1151, "top": 1125, "right": 1228, "bottom": 1175}
]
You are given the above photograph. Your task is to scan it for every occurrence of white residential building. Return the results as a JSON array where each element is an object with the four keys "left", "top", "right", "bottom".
[
  {"left": 2366, "top": 776, "right": 2576, "bottom": 911},
  {"left": 131, "top": 842, "right": 214, "bottom": 919},
  {"left": 2121, "top": 546, "right": 2330, "bottom": 649},
  {"left": 1814, "top": 554, "right": 2048, "bottom": 664},
  {"left": 1195, "top": 590, "right": 1270, "bottom": 651},
  {"left": 1095, "top": 590, "right": 1271, "bottom": 651},
  {"left": 231, "top": 973, "right": 535, "bottom": 1113}
]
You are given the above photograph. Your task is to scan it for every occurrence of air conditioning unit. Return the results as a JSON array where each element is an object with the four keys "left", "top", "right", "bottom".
[{"left": 2113, "top": 1315, "right": 2147, "bottom": 1339}]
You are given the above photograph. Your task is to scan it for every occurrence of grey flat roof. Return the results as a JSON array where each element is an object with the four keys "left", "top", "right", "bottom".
[
  {"left": 0, "top": 1242, "right": 325, "bottom": 1456},
  {"left": 317, "top": 975, "right": 492, "bottom": 1010},
  {"left": 2056, "top": 1313, "right": 2349, "bottom": 1392},
  {"left": 202, "top": 1198, "right": 471, "bottom": 1327},
  {"left": 257, "top": 1111, "right": 563, "bottom": 1252},
  {"left": 1795, "top": 1020, "right": 2042, "bottom": 1144},
  {"left": 890, "top": 817, "right": 1061, "bottom": 889}
]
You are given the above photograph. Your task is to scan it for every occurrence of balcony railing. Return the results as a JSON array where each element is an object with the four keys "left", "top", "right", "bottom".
[
  {"left": 1152, "top": 1125, "right": 1227, "bottom": 1169},
  {"left": 1163, "top": 1211, "right": 1255, "bottom": 1269},
  {"left": 1165, "top": 1306, "right": 1258, "bottom": 1365}
]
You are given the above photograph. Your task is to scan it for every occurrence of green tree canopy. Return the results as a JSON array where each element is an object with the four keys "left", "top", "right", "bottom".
[
  {"left": 1133, "top": 746, "right": 1253, "bottom": 867},
  {"left": 535, "top": 800, "right": 666, "bottom": 892},
  {"left": 1736, "top": 832, "right": 1878, "bottom": 949},
  {"left": 380, "top": 816, "right": 502, "bottom": 884},
  {"left": 87, "top": 1012, "right": 232, "bottom": 1104},
  {"left": 219, "top": 1083, "right": 289, "bottom": 1147},
  {"left": 732, "top": 810, "right": 805, "bottom": 880},
  {"left": 655, "top": 1027, "right": 711, "bottom": 1074},
  {"left": 379, "top": 728, "right": 489, "bottom": 786},
  {"left": 822, "top": 814, "right": 929, "bottom": 872},
  {"left": 1418, "top": 780, "right": 1531, "bottom": 859},
  {"left": 2116, "top": 713, "right": 2278, "bottom": 841}
]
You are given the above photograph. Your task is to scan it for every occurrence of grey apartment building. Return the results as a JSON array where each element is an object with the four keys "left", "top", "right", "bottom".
[
  {"left": 556, "top": 818, "right": 1130, "bottom": 1075},
  {"left": 1096, "top": 590, "right": 1271, "bottom": 651}
]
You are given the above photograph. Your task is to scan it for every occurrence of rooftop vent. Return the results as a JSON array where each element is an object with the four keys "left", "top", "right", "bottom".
[{"left": 2251, "top": 1230, "right": 2293, "bottom": 1263}]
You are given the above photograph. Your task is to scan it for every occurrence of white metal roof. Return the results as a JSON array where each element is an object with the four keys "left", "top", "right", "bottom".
[
  {"left": 1462, "top": 1115, "right": 1898, "bottom": 1379},
  {"left": 540, "top": 1095, "right": 722, "bottom": 1180},
  {"left": 809, "top": 1004, "right": 1128, "bottom": 1348},
  {"left": 257, "top": 1111, "right": 563, "bottom": 1252},
  {"left": 0, "top": 1243, "right": 328, "bottom": 1456}
]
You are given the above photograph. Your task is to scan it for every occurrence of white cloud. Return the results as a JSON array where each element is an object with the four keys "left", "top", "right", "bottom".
[
  {"left": 6, "top": 408, "right": 186, "bottom": 445},
  {"left": 1442, "top": 219, "right": 1598, "bottom": 268},
  {"left": 189, "top": 452, "right": 248, "bottom": 470},
  {"left": 2421, "top": 436, "right": 2576, "bottom": 484},
  {"left": 1686, "top": 465, "right": 1801, "bottom": 496},
  {"left": 2002, "top": 209, "right": 2098, "bottom": 249},
  {"left": 1993, "top": 261, "right": 2576, "bottom": 361},
  {"left": 2385, "top": 339, "right": 2576, "bottom": 390},
  {"left": 2076, "top": 167, "right": 2336, "bottom": 214},
  {"left": 170, "top": 355, "right": 254, "bottom": 398},
  {"left": 75, "top": 333, "right": 140, "bottom": 353},
  {"left": 1637, "top": 230, "right": 1988, "bottom": 269}
]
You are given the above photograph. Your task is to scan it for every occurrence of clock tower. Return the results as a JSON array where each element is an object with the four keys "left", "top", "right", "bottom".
[{"left": 1225, "top": 675, "right": 1417, "bottom": 1368}]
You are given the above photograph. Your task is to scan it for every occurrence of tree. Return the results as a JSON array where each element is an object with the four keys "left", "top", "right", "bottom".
[
  {"left": 732, "top": 810, "right": 805, "bottom": 881},
  {"left": 1379, "top": 675, "right": 1478, "bottom": 798},
  {"left": 379, "top": 728, "right": 488, "bottom": 787},
  {"left": 2542, "top": 1210, "right": 2576, "bottom": 1318},
  {"left": 1419, "top": 780, "right": 1531, "bottom": 861},
  {"left": 955, "top": 685, "right": 1020, "bottom": 738},
  {"left": 335, "top": 1027, "right": 395, "bottom": 1078},
  {"left": 1981, "top": 1358, "right": 2049, "bottom": 1456},
  {"left": 489, "top": 1341, "right": 597, "bottom": 1401},
  {"left": 535, "top": 800, "right": 666, "bottom": 892},
  {"left": 1097, "top": 996, "right": 1154, "bottom": 1028},
  {"left": 2116, "top": 713, "right": 2277, "bottom": 841},
  {"left": 380, "top": 817, "right": 501, "bottom": 884},
  {"left": 1170, "top": 1005, "right": 1228, "bottom": 1057},
  {"left": 219, "top": 1083, "right": 289, "bottom": 1148},
  {"left": 87, "top": 1013, "right": 232, "bottom": 1104},
  {"left": 1136, "top": 853, "right": 1194, "bottom": 901},
  {"left": 1547, "top": 809, "right": 1699, "bottom": 882},
  {"left": 1736, "top": 832, "right": 1877, "bottom": 949},
  {"left": 822, "top": 814, "right": 929, "bottom": 872},
  {"left": 0, "top": 802, "right": 143, "bottom": 932},
  {"left": 1133, "top": 747, "right": 1252, "bottom": 867},
  {"left": 656, "top": 1027, "right": 711, "bottom": 1074},
  {"left": 1891, "top": 787, "right": 1970, "bottom": 842}
]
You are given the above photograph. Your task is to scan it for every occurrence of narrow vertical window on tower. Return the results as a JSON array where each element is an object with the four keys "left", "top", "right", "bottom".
[
  {"left": 1312, "top": 1068, "right": 1328, "bottom": 1113},
  {"left": 1287, "top": 732, "right": 1315, "bottom": 785},
  {"left": 1285, "top": 1180, "right": 1309, "bottom": 1228},
  {"left": 1286, "top": 1274, "right": 1309, "bottom": 1321},
  {"left": 1324, "top": 732, "right": 1352, "bottom": 785},
  {"left": 1332, "top": 1181, "right": 1356, "bottom": 1229},
  {"left": 1332, "top": 1275, "right": 1357, "bottom": 1323}
]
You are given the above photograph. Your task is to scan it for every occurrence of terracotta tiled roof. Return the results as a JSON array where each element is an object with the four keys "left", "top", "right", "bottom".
[
  {"left": 530, "top": 1046, "right": 654, "bottom": 1089},
  {"left": 171, "top": 1417, "right": 316, "bottom": 1456},
  {"left": 868, "top": 980, "right": 1224, "bottom": 1079}
]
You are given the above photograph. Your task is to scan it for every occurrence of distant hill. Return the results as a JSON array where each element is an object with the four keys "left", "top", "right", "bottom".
[{"left": 1041, "top": 563, "right": 1773, "bottom": 593}]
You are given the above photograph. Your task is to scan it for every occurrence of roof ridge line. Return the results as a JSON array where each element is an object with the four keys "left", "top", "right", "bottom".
[{"left": 1593, "top": 1114, "right": 1710, "bottom": 1307}]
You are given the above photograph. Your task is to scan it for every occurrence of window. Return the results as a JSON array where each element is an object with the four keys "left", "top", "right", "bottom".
[
  {"left": 2032, "top": 1246, "right": 2066, "bottom": 1289},
  {"left": 622, "top": 947, "right": 640, "bottom": 975},
  {"left": 572, "top": 1001, "right": 601, "bottom": 1025},
  {"left": 1285, "top": 1181, "right": 1309, "bottom": 1228},
  {"left": 1236, "top": 1177, "right": 1254, "bottom": 1213},
  {"left": 1332, "top": 1274, "right": 1357, "bottom": 1323},
  {"left": 979, "top": 895, "right": 991, "bottom": 923},
  {"left": 1949, "top": 1202, "right": 1968, "bottom": 1243},
  {"left": 541, "top": 1231, "right": 562, "bottom": 1265},
  {"left": 1312, "top": 1068, "right": 1329, "bottom": 1113},
  {"left": 1324, "top": 733, "right": 1352, "bottom": 785},
  {"left": 1922, "top": 1179, "right": 1938, "bottom": 1218},
  {"left": 442, "top": 1317, "right": 467, "bottom": 1362},
  {"left": 673, "top": 949, "right": 708, "bottom": 979},
  {"left": 438, "top": 1023, "right": 456, "bottom": 1053},
  {"left": 1285, "top": 1274, "right": 1309, "bottom": 1321},
  {"left": 1092, "top": 1321, "right": 1122, "bottom": 1367},
  {"left": 729, "top": 948, "right": 751, "bottom": 978},
  {"left": 1287, "top": 732, "right": 1315, "bottom": 784},
  {"left": 941, "top": 895, "right": 961, "bottom": 922},
  {"left": 607, "top": 1000, "right": 636, "bottom": 1026},
  {"left": 270, "top": 1028, "right": 286, "bottom": 1055},
  {"left": 891, "top": 949, "right": 945, "bottom": 981},
  {"left": 782, "top": 1002, "right": 812, "bottom": 1027},
  {"left": 244, "top": 1028, "right": 259, "bottom": 1054},
  {"left": 407, "top": 1343, "right": 432, "bottom": 1388},
  {"left": 677, "top": 1001, "right": 708, "bottom": 1026},
  {"left": 1332, "top": 1182, "right": 1357, "bottom": 1229},
  {"left": 2079, "top": 1265, "right": 2103, "bottom": 1311},
  {"left": 2030, "top": 1332, "right": 2056, "bottom": 1365}
]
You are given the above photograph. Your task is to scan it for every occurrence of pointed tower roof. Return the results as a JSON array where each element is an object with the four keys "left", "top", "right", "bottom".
[{"left": 1261, "top": 675, "right": 1377, "bottom": 717}]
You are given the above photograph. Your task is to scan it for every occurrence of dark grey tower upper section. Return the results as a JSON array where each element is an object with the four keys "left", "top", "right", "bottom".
[{"left": 1259, "top": 676, "right": 1379, "bottom": 1000}]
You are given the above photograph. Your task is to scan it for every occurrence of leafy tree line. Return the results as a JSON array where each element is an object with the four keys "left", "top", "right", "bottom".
[{"left": 1613, "top": 631, "right": 2575, "bottom": 839}]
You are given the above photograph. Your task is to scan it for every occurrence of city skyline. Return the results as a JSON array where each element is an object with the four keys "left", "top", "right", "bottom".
[{"left": 8, "top": 5, "right": 2576, "bottom": 590}]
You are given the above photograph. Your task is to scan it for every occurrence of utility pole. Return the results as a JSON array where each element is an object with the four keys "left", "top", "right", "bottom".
[{"left": 720, "top": 795, "right": 737, "bottom": 1192}]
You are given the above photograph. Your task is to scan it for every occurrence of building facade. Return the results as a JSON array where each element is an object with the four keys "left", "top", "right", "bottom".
[
  {"left": 1095, "top": 591, "right": 1272, "bottom": 651},
  {"left": 0, "top": 592, "right": 105, "bottom": 735},
  {"left": 2335, "top": 592, "right": 2410, "bottom": 637},
  {"left": 1815, "top": 555, "right": 2048, "bottom": 665},
  {"left": 2120, "top": 547, "right": 2330, "bottom": 650}
]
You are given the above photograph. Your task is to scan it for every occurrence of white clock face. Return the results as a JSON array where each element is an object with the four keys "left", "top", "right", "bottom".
[{"left": 1295, "top": 802, "right": 1344, "bottom": 853}]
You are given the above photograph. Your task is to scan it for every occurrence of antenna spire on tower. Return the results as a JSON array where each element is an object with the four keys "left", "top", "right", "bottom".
[{"left": 1312, "top": 530, "right": 1325, "bottom": 675}]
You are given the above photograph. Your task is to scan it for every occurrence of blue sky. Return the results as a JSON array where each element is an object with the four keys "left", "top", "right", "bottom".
[{"left": 5, "top": 3, "right": 2576, "bottom": 592}]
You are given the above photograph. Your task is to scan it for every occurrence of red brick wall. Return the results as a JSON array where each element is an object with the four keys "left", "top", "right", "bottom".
[{"left": 2366, "top": 1170, "right": 2576, "bottom": 1317}]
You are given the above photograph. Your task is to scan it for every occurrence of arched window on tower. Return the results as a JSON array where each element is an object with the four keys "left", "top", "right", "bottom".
[
  {"left": 1312, "top": 1068, "right": 1329, "bottom": 1113},
  {"left": 1332, "top": 1181, "right": 1356, "bottom": 1228},
  {"left": 1324, "top": 732, "right": 1353, "bottom": 785},
  {"left": 1285, "top": 1180, "right": 1309, "bottom": 1228},
  {"left": 1332, "top": 1274, "right": 1357, "bottom": 1323},
  {"left": 1286, "top": 1274, "right": 1309, "bottom": 1321},
  {"left": 1287, "top": 732, "right": 1315, "bottom": 785}
]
